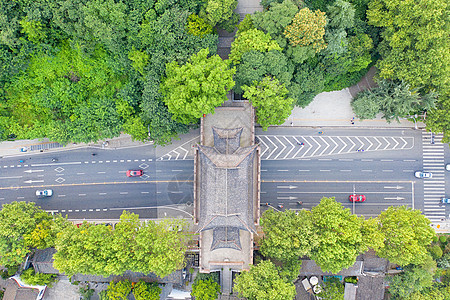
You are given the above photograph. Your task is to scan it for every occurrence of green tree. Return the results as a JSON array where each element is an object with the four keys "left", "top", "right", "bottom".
[
  {"left": 376, "top": 206, "right": 435, "bottom": 266},
  {"left": 234, "top": 260, "right": 296, "bottom": 300},
  {"left": 284, "top": 7, "right": 327, "bottom": 52},
  {"left": 133, "top": 280, "right": 161, "bottom": 300},
  {"left": 388, "top": 265, "right": 434, "bottom": 299},
  {"left": 229, "top": 29, "right": 282, "bottom": 64},
  {"left": 0, "top": 202, "right": 51, "bottom": 267},
  {"left": 351, "top": 80, "right": 438, "bottom": 122},
  {"left": 199, "top": 0, "right": 239, "bottom": 31},
  {"left": 367, "top": 0, "right": 450, "bottom": 95},
  {"left": 107, "top": 280, "right": 132, "bottom": 300},
  {"left": 425, "top": 95, "right": 450, "bottom": 144},
  {"left": 351, "top": 90, "right": 380, "bottom": 119},
  {"left": 233, "top": 50, "right": 293, "bottom": 94},
  {"left": 186, "top": 14, "right": 214, "bottom": 37},
  {"left": 243, "top": 76, "right": 294, "bottom": 130},
  {"left": 260, "top": 209, "right": 318, "bottom": 262},
  {"left": 161, "top": 48, "right": 235, "bottom": 124},
  {"left": 191, "top": 278, "right": 221, "bottom": 300},
  {"left": 252, "top": 0, "right": 299, "bottom": 47},
  {"left": 326, "top": 0, "right": 355, "bottom": 29},
  {"left": 309, "top": 197, "right": 365, "bottom": 273}
]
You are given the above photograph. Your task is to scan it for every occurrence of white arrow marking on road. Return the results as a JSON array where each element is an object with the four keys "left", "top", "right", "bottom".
[
  {"left": 266, "top": 137, "right": 279, "bottom": 160},
  {"left": 329, "top": 137, "right": 339, "bottom": 154},
  {"left": 363, "top": 136, "right": 373, "bottom": 151},
  {"left": 399, "top": 137, "right": 406, "bottom": 149},
  {"left": 355, "top": 136, "right": 364, "bottom": 150},
  {"left": 273, "top": 136, "right": 286, "bottom": 160},
  {"left": 179, "top": 147, "right": 189, "bottom": 160},
  {"left": 301, "top": 137, "right": 313, "bottom": 158},
  {"left": 347, "top": 136, "right": 356, "bottom": 152},
  {"left": 277, "top": 196, "right": 298, "bottom": 200},
  {"left": 310, "top": 137, "right": 322, "bottom": 157},
  {"left": 382, "top": 137, "right": 390, "bottom": 150},
  {"left": 317, "top": 136, "right": 330, "bottom": 156},
  {"left": 384, "top": 186, "right": 405, "bottom": 189},
  {"left": 337, "top": 137, "right": 346, "bottom": 154},
  {"left": 24, "top": 169, "right": 44, "bottom": 173},
  {"left": 392, "top": 137, "right": 399, "bottom": 149},
  {"left": 384, "top": 197, "right": 405, "bottom": 201},
  {"left": 173, "top": 149, "right": 180, "bottom": 160},
  {"left": 277, "top": 186, "right": 297, "bottom": 189},
  {"left": 283, "top": 137, "right": 295, "bottom": 159},
  {"left": 24, "top": 180, "right": 44, "bottom": 184},
  {"left": 259, "top": 137, "right": 269, "bottom": 157},
  {"left": 374, "top": 137, "right": 382, "bottom": 151}
]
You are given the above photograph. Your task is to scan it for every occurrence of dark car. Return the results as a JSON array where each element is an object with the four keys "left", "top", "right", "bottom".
[
  {"left": 126, "top": 170, "right": 143, "bottom": 177},
  {"left": 349, "top": 195, "right": 366, "bottom": 202}
]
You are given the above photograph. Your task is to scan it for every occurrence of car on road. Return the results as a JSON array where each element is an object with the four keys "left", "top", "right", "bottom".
[
  {"left": 36, "top": 189, "right": 53, "bottom": 197},
  {"left": 126, "top": 169, "right": 143, "bottom": 177},
  {"left": 349, "top": 195, "right": 366, "bottom": 202},
  {"left": 414, "top": 171, "right": 432, "bottom": 179},
  {"left": 441, "top": 198, "right": 450, "bottom": 204},
  {"left": 446, "top": 164, "right": 450, "bottom": 171}
]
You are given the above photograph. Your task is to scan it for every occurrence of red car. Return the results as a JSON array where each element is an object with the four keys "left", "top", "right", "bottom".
[
  {"left": 349, "top": 195, "right": 366, "bottom": 202},
  {"left": 126, "top": 170, "right": 143, "bottom": 177}
]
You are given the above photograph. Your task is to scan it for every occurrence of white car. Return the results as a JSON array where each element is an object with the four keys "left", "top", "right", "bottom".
[
  {"left": 414, "top": 171, "right": 432, "bottom": 179},
  {"left": 446, "top": 164, "right": 450, "bottom": 171},
  {"left": 36, "top": 189, "right": 53, "bottom": 197}
]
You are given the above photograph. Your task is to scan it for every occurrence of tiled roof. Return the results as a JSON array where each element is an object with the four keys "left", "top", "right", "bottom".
[{"left": 32, "top": 248, "right": 59, "bottom": 274}]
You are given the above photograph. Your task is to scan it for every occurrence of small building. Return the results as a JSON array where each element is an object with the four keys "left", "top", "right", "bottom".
[{"left": 2, "top": 276, "right": 46, "bottom": 300}]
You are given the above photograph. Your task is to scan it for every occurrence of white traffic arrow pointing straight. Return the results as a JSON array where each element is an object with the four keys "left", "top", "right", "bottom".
[
  {"left": 24, "top": 180, "right": 44, "bottom": 184},
  {"left": 277, "top": 186, "right": 298, "bottom": 189},
  {"left": 384, "top": 186, "right": 404, "bottom": 189},
  {"left": 24, "top": 169, "right": 44, "bottom": 173},
  {"left": 384, "top": 197, "right": 405, "bottom": 200}
]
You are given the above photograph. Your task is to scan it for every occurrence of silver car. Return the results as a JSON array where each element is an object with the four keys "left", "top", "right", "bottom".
[
  {"left": 414, "top": 171, "right": 432, "bottom": 179},
  {"left": 36, "top": 189, "right": 53, "bottom": 197}
]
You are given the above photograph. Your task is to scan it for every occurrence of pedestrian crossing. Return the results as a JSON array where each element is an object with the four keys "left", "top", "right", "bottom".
[{"left": 422, "top": 131, "right": 446, "bottom": 223}]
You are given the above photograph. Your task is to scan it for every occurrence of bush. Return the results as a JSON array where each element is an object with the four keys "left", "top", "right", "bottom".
[
  {"left": 106, "top": 280, "right": 132, "bottom": 300},
  {"left": 437, "top": 253, "right": 450, "bottom": 269},
  {"left": 344, "top": 276, "right": 358, "bottom": 284},
  {"left": 0, "top": 270, "right": 9, "bottom": 279},
  {"left": 433, "top": 236, "right": 439, "bottom": 243},
  {"left": 7, "top": 266, "right": 19, "bottom": 276},
  {"left": 133, "top": 280, "right": 161, "bottom": 300},
  {"left": 79, "top": 285, "right": 94, "bottom": 300},
  {"left": 430, "top": 245, "right": 443, "bottom": 260},
  {"left": 191, "top": 278, "right": 221, "bottom": 300},
  {"left": 440, "top": 236, "right": 447, "bottom": 244},
  {"left": 98, "top": 290, "right": 108, "bottom": 300},
  {"left": 20, "top": 268, "right": 57, "bottom": 287}
]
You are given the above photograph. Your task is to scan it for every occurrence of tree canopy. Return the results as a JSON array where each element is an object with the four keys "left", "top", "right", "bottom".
[
  {"left": 53, "top": 211, "right": 190, "bottom": 277},
  {"left": 234, "top": 260, "right": 296, "bottom": 300},
  {"left": 161, "top": 48, "right": 235, "bottom": 124},
  {"left": 375, "top": 206, "right": 435, "bottom": 266},
  {"left": 367, "top": 0, "right": 450, "bottom": 95},
  {"left": 242, "top": 76, "right": 294, "bottom": 130}
]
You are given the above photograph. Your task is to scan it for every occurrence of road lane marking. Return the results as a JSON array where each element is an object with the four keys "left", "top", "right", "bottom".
[
  {"left": 298, "top": 170, "right": 310, "bottom": 172},
  {"left": 99, "top": 193, "right": 107, "bottom": 195},
  {"left": 361, "top": 170, "right": 372, "bottom": 172},
  {"left": 318, "top": 158, "right": 332, "bottom": 161},
  {"left": 172, "top": 170, "right": 183, "bottom": 172},
  {"left": 320, "top": 170, "right": 330, "bottom": 172},
  {"left": 339, "top": 159, "right": 353, "bottom": 161},
  {"left": 361, "top": 159, "right": 373, "bottom": 162},
  {"left": 0, "top": 176, "right": 23, "bottom": 179},
  {"left": 340, "top": 170, "right": 351, "bottom": 172},
  {"left": 77, "top": 173, "right": 85, "bottom": 175},
  {"left": 98, "top": 172, "right": 106, "bottom": 174},
  {"left": 382, "top": 170, "right": 393, "bottom": 172},
  {"left": 381, "top": 159, "right": 393, "bottom": 162},
  {"left": 277, "top": 170, "right": 289, "bottom": 172},
  {"left": 120, "top": 192, "right": 128, "bottom": 195},
  {"left": 32, "top": 162, "right": 82, "bottom": 167},
  {"left": 58, "top": 195, "right": 65, "bottom": 197},
  {"left": 403, "top": 159, "right": 416, "bottom": 162},
  {"left": 141, "top": 192, "right": 149, "bottom": 194},
  {"left": 78, "top": 194, "right": 86, "bottom": 196}
]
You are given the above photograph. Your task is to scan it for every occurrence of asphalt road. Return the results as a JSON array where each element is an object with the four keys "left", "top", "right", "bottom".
[{"left": 1, "top": 128, "right": 448, "bottom": 222}]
